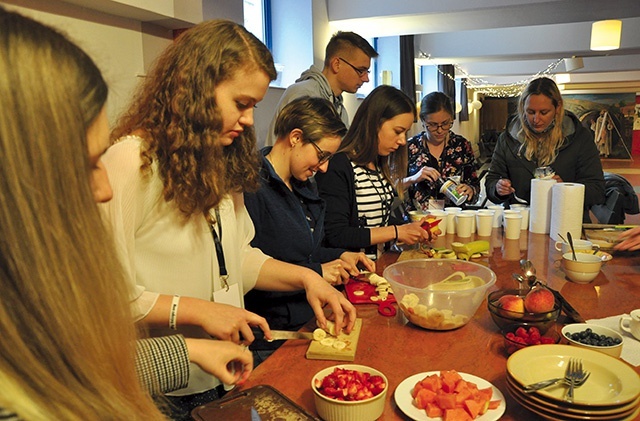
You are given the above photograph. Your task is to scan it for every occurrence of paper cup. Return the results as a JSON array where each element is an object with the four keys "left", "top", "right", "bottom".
[
  {"left": 487, "top": 205, "right": 504, "bottom": 228},
  {"left": 408, "top": 210, "right": 428, "bottom": 222},
  {"left": 514, "top": 206, "right": 530, "bottom": 230},
  {"left": 461, "top": 210, "right": 477, "bottom": 233},
  {"left": 476, "top": 210, "right": 495, "bottom": 237},
  {"left": 427, "top": 209, "right": 447, "bottom": 219},
  {"left": 504, "top": 214, "right": 523, "bottom": 240},
  {"left": 502, "top": 209, "right": 521, "bottom": 226},
  {"left": 456, "top": 213, "right": 474, "bottom": 238},
  {"left": 444, "top": 209, "right": 460, "bottom": 234}
]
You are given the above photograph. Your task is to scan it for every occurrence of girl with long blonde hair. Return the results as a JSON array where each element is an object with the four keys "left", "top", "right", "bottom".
[
  {"left": 486, "top": 77, "right": 605, "bottom": 220},
  {"left": 0, "top": 8, "right": 166, "bottom": 420},
  {"left": 0, "top": 9, "right": 256, "bottom": 420}
]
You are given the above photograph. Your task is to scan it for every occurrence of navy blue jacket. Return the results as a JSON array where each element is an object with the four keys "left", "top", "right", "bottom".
[{"left": 244, "top": 148, "right": 344, "bottom": 335}]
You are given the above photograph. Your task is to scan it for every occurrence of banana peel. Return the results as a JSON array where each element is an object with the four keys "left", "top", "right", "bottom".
[{"left": 451, "top": 240, "right": 490, "bottom": 260}]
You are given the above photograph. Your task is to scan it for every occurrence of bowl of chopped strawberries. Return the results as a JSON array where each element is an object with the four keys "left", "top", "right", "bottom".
[
  {"left": 312, "top": 364, "right": 387, "bottom": 421},
  {"left": 502, "top": 323, "right": 561, "bottom": 355}
]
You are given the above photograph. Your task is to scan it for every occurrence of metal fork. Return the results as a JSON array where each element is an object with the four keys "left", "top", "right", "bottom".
[
  {"left": 566, "top": 358, "right": 589, "bottom": 403},
  {"left": 523, "top": 359, "right": 590, "bottom": 393}
]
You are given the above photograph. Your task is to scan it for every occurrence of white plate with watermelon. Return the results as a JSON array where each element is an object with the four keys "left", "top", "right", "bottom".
[{"left": 394, "top": 371, "right": 506, "bottom": 421}]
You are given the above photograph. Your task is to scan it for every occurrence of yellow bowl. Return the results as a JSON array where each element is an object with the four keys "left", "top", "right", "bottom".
[
  {"left": 312, "top": 364, "right": 387, "bottom": 421},
  {"left": 562, "top": 252, "right": 602, "bottom": 284}
]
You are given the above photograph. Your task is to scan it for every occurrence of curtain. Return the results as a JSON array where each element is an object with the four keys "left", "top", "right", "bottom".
[
  {"left": 437, "top": 64, "right": 455, "bottom": 107},
  {"left": 459, "top": 78, "right": 469, "bottom": 121},
  {"left": 400, "top": 35, "right": 416, "bottom": 107}
]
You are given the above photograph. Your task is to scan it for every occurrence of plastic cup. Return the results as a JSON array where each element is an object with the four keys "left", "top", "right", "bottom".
[
  {"left": 456, "top": 213, "right": 474, "bottom": 238},
  {"left": 476, "top": 210, "right": 495, "bottom": 237},
  {"left": 461, "top": 210, "right": 477, "bottom": 233},
  {"left": 504, "top": 214, "right": 523, "bottom": 240},
  {"left": 487, "top": 205, "right": 504, "bottom": 228}
]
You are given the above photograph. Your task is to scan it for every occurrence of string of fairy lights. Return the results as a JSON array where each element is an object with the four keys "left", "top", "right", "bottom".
[{"left": 421, "top": 53, "right": 565, "bottom": 97}]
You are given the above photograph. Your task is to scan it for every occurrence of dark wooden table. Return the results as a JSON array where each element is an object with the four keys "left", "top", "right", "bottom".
[{"left": 240, "top": 229, "right": 640, "bottom": 420}]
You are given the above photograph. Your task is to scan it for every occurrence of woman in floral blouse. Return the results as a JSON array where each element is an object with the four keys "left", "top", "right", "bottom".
[{"left": 401, "top": 91, "right": 480, "bottom": 211}]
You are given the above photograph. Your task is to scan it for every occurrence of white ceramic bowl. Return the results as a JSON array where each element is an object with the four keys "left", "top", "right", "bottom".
[
  {"left": 312, "top": 364, "right": 387, "bottom": 421},
  {"left": 561, "top": 323, "right": 624, "bottom": 358},
  {"left": 383, "top": 259, "right": 496, "bottom": 330},
  {"left": 562, "top": 252, "right": 603, "bottom": 284}
]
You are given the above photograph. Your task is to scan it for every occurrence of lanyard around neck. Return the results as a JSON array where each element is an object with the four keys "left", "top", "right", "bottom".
[{"left": 210, "top": 208, "right": 229, "bottom": 292}]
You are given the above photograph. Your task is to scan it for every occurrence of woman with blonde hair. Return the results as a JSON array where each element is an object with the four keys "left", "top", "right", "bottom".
[
  {"left": 486, "top": 77, "right": 605, "bottom": 220},
  {"left": 0, "top": 9, "right": 254, "bottom": 420},
  {"left": 315, "top": 85, "right": 434, "bottom": 258},
  {"left": 102, "top": 19, "right": 356, "bottom": 416}
]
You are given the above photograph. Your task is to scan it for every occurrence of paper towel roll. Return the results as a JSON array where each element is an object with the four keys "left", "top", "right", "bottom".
[
  {"left": 529, "top": 178, "right": 556, "bottom": 233},
  {"left": 549, "top": 183, "right": 585, "bottom": 242}
]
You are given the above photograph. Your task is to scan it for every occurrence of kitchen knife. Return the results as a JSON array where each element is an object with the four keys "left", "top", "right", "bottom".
[
  {"left": 252, "top": 328, "right": 315, "bottom": 341},
  {"left": 548, "top": 287, "right": 585, "bottom": 323}
]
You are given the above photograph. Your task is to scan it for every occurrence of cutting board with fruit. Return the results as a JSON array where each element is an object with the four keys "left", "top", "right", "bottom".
[
  {"left": 306, "top": 318, "right": 362, "bottom": 362},
  {"left": 344, "top": 277, "right": 396, "bottom": 316}
]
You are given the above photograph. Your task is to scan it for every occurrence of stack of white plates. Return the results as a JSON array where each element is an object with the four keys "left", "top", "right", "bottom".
[{"left": 506, "top": 344, "right": 640, "bottom": 420}]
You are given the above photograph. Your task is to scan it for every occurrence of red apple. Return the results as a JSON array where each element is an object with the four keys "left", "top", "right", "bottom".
[
  {"left": 524, "top": 286, "right": 555, "bottom": 313},
  {"left": 496, "top": 294, "right": 525, "bottom": 318}
]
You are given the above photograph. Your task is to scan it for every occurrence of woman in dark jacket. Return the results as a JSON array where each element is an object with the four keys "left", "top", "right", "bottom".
[
  {"left": 315, "top": 85, "right": 434, "bottom": 257},
  {"left": 485, "top": 77, "right": 605, "bottom": 221},
  {"left": 244, "top": 97, "right": 374, "bottom": 363}
]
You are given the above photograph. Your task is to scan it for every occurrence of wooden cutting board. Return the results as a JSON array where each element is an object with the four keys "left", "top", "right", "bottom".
[{"left": 306, "top": 318, "right": 362, "bottom": 362}]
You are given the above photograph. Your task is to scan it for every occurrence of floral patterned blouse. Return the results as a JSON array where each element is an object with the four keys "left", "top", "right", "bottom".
[{"left": 405, "top": 131, "right": 480, "bottom": 211}]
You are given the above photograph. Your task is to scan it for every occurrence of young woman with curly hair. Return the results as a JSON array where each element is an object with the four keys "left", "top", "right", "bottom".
[{"left": 102, "top": 19, "right": 356, "bottom": 418}]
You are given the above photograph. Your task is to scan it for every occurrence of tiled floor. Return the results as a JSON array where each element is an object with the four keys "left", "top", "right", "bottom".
[{"left": 601, "top": 158, "right": 640, "bottom": 225}]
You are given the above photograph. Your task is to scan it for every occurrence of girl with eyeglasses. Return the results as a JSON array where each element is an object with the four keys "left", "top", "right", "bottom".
[
  {"left": 244, "top": 97, "right": 374, "bottom": 364},
  {"left": 401, "top": 91, "right": 480, "bottom": 211}
]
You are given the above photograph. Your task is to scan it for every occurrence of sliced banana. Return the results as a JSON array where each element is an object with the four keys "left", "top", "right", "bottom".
[
  {"left": 312, "top": 328, "right": 327, "bottom": 341},
  {"left": 353, "top": 290, "right": 365, "bottom": 296},
  {"left": 332, "top": 340, "right": 347, "bottom": 350},
  {"left": 320, "top": 337, "right": 336, "bottom": 347}
]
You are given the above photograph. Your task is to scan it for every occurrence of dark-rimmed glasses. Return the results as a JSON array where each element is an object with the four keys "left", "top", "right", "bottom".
[
  {"left": 309, "top": 140, "right": 333, "bottom": 165},
  {"left": 423, "top": 120, "right": 453, "bottom": 132},
  {"left": 338, "top": 57, "right": 370, "bottom": 77}
]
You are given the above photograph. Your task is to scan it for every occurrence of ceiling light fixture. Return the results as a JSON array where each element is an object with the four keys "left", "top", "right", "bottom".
[{"left": 590, "top": 20, "right": 622, "bottom": 51}]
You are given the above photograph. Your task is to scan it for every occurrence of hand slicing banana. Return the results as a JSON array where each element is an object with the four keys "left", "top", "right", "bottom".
[{"left": 313, "top": 320, "right": 347, "bottom": 350}]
